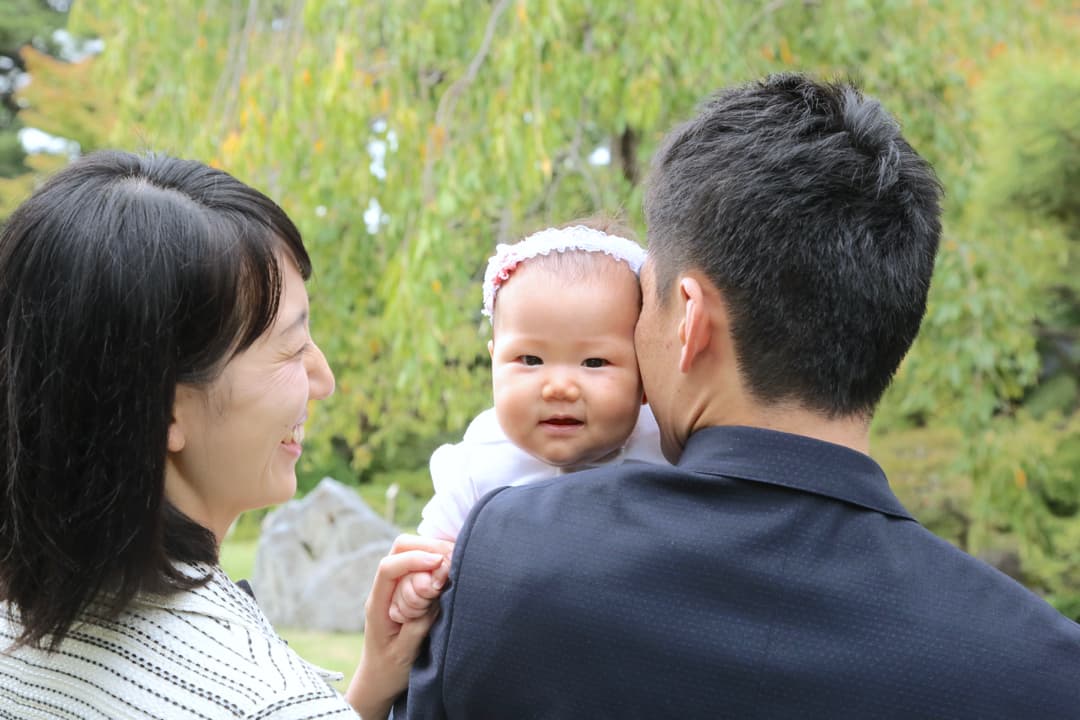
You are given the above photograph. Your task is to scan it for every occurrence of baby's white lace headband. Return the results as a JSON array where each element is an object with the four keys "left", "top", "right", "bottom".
[{"left": 482, "top": 225, "right": 646, "bottom": 321}]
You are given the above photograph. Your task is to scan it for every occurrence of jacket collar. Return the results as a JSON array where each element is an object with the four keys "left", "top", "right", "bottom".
[{"left": 677, "top": 425, "right": 914, "bottom": 521}]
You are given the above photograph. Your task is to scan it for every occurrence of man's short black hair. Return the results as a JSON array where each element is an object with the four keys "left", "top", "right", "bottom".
[{"left": 644, "top": 73, "right": 943, "bottom": 418}]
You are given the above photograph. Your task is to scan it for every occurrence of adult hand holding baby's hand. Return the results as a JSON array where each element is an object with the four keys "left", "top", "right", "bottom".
[
  {"left": 389, "top": 552, "right": 452, "bottom": 623},
  {"left": 345, "top": 534, "right": 453, "bottom": 720}
]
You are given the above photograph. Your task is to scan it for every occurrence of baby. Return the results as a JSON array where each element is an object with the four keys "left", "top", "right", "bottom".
[
  {"left": 416, "top": 220, "right": 667, "bottom": 541},
  {"left": 388, "top": 220, "right": 667, "bottom": 623}
]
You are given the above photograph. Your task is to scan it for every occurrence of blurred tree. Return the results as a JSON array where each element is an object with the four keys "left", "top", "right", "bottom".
[
  {"left": 0, "top": 43, "right": 106, "bottom": 217},
  {"left": 0, "top": 0, "right": 68, "bottom": 178},
  {"left": 943, "top": 51, "right": 1080, "bottom": 613},
  {"left": 15, "top": 45, "right": 107, "bottom": 150},
  {"left": 69, "top": 0, "right": 1080, "bottom": 608}
]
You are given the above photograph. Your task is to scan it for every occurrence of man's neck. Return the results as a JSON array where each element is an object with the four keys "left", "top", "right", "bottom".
[
  {"left": 748, "top": 404, "right": 871, "bottom": 455},
  {"left": 695, "top": 395, "right": 871, "bottom": 456},
  {"left": 679, "top": 345, "right": 872, "bottom": 457}
]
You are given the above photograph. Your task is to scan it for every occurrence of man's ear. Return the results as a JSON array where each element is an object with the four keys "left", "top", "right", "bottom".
[{"left": 678, "top": 276, "right": 710, "bottom": 374}]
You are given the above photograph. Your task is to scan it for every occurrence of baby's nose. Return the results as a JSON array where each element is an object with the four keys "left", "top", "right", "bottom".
[{"left": 541, "top": 373, "right": 580, "bottom": 402}]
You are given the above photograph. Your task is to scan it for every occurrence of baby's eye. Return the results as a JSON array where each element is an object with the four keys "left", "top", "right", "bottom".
[
  {"left": 519, "top": 355, "right": 543, "bottom": 366},
  {"left": 582, "top": 358, "right": 609, "bottom": 368}
]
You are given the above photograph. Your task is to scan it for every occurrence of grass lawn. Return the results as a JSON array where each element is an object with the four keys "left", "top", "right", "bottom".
[{"left": 219, "top": 537, "right": 363, "bottom": 691}]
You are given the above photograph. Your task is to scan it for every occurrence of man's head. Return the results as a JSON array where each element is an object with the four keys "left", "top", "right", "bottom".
[{"left": 638, "top": 74, "right": 942, "bottom": 457}]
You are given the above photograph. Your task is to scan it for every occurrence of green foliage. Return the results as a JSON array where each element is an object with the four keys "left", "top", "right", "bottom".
[
  {"left": 1027, "top": 374, "right": 1079, "bottom": 420},
  {"left": 0, "top": 0, "right": 69, "bottom": 179},
  {"left": 0, "top": 0, "right": 65, "bottom": 55},
  {"left": 972, "top": 412, "right": 1080, "bottom": 618},
  {"left": 63, "top": 0, "right": 1080, "bottom": 607},
  {"left": 15, "top": 45, "right": 108, "bottom": 150},
  {"left": 872, "top": 425, "right": 968, "bottom": 546},
  {"left": 975, "top": 53, "right": 1080, "bottom": 224},
  {"left": 920, "top": 50, "right": 1080, "bottom": 616},
  {"left": 0, "top": 150, "right": 65, "bottom": 216},
  {"left": 357, "top": 467, "right": 433, "bottom": 532},
  {"left": 70, "top": 0, "right": 1078, "bottom": 470},
  {"left": 218, "top": 536, "right": 258, "bottom": 581},
  {"left": 0, "top": 129, "right": 26, "bottom": 178}
]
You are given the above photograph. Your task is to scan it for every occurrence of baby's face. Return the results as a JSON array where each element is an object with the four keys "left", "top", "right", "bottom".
[{"left": 488, "top": 260, "right": 644, "bottom": 469}]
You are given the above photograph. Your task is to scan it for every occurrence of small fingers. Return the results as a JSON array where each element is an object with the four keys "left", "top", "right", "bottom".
[
  {"left": 390, "top": 575, "right": 435, "bottom": 622},
  {"left": 366, "top": 550, "right": 445, "bottom": 629},
  {"left": 376, "top": 550, "right": 445, "bottom": 584},
  {"left": 390, "top": 533, "right": 455, "bottom": 560},
  {"left": 431, "top": 556, "right": 450, "bottom": 591},
  {"left": 389, "top": 601, "right": 429, "bottom": 622},
  {"left": 408, "top": 571, "right": 443, "bottom": 601}
]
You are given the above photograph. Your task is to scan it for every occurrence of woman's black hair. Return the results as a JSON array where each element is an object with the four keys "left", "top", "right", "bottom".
[{"left": 0, "top": 150, "right": 310, "bottom": 649}]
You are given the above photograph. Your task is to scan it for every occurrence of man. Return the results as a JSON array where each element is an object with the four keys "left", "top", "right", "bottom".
[{"left": 395, "top": 74, "right": 1080, "bottom": 718}]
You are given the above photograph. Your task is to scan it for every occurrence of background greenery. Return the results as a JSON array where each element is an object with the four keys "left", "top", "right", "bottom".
[
  {"left": 3, "top": 0, "right": 1079, "bottom": 674},
  {"left": 0, "top": 1, "right": 67, "bottom": 178}
]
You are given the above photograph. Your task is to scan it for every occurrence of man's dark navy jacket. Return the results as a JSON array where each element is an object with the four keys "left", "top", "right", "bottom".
[{"left": 395, "top": 426, "right": 1080, "bottom": 718}]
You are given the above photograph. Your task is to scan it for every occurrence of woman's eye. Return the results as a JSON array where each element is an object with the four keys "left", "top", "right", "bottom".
[
  {"left": 293, "top": 343, "right": 312, "bottom": 359},
  {"left": 519, "top": 355, "right": 543, "bottom": 366},
  {"left": 583, "top": 358, "right": 609, "bottom": 368}
]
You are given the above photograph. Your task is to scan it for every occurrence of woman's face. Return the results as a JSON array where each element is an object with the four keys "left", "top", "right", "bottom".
[{"left": 165, "top": 256, "right": 335, "bottom": 541}]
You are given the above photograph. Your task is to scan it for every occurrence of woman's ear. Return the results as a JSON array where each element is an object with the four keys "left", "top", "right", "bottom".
[
  {"left": 678, "top": 277, "right": 711, "bottom": 374},
  {"left": 167, "top": 417, "right": 186, "bottom": 453},
  {"left": 168, "top": 385, "right": 196, "bottom": 453},
  {"left": 487, "top": 339, "right": 494, "bottom": 358}
]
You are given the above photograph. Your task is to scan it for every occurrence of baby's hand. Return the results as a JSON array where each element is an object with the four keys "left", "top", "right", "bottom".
[
  {"left": 388, "top": 567, "right": 448, "bottom": 623},
  {"left": 386, "top": 536, "right": 454, "bottom": 624}
]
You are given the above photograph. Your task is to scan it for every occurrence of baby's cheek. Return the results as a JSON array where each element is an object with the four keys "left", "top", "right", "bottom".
[{"left": 492, "top": 395, "right": 529, "bottom": 442}]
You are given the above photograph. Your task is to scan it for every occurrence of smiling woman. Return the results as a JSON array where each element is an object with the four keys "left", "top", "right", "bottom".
[
  {"left": 0, "top": 151, "right": 446, "bottom": 719},
  {"left": 167, "top": 259, "right": 334, "bottom": 542}
]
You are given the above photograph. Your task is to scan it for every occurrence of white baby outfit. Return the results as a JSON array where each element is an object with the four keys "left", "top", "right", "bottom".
[{"left": 417, "top": 404, "right": 668, "bottom": 541}]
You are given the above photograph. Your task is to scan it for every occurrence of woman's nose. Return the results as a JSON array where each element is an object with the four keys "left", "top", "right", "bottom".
[{"left": 306, "top": 342, "right": 336, "bottom": 400}]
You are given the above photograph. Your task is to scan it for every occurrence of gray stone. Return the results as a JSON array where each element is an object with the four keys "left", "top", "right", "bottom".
[{"left": 252, "top": 477, "right": 399, "bottom": 632}]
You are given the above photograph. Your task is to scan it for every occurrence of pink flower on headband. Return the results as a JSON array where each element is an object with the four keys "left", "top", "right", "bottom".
[
  {"left": 490, "top": 260, "right": 521, "bottom": 293},
  {"left": 481, "top": 225, "right": 646, "bottom": 321}
]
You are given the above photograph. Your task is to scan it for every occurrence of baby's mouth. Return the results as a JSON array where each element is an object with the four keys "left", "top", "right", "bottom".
[{"left": 542, "top": 416, "right": 583, "bottom": 426}]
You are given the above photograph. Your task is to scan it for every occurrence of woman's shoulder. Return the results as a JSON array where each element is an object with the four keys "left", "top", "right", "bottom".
[
  {"left": 0, "top": 573, "right": 354, "bottom": 718},
  {"left": 123, "top": 568, "right": 354, "bottom": 714}
]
